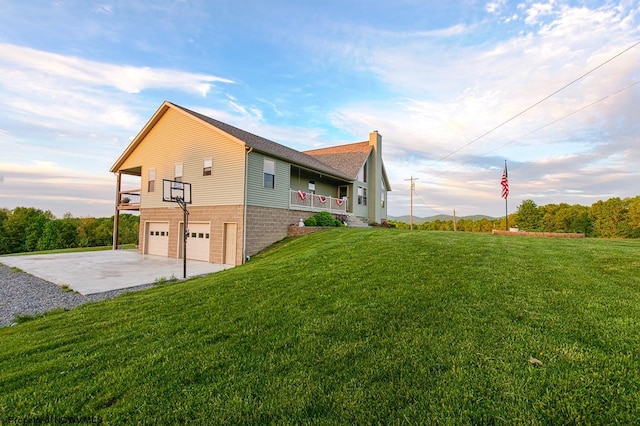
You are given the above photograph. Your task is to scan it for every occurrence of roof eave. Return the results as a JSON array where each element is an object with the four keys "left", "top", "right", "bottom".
[{"left": 109, "top": 101, "right": 173, "bottom": 173}]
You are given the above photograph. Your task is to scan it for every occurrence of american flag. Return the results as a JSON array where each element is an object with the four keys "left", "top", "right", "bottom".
[{"left": 501, "top": 161, "right": 509, "bottom": 199}]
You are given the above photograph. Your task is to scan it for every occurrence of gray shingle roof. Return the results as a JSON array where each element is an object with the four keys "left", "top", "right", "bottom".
[
  {"left": 170, "top": 103, "right": 352, "bottom": 181},
  {"left": 304, "top": 142, "right": 372, "bottom": 179}
]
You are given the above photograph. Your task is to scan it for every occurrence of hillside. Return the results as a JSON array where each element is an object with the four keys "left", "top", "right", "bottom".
[
  {"left": 1, "top": 229, "right": 640, "bottom": 423},
  {"left": 389, "top": 214, "right": 495, "bottom": 224}
]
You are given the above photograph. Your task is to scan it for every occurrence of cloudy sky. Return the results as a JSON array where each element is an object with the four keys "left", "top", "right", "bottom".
[{"left": 0, "top": 0, "right": 638, "bottom": 218}]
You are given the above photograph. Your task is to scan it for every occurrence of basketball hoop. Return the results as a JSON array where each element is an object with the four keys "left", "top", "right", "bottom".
[{"left": 162, "top": 179, "right": 192, "bottom": 278}]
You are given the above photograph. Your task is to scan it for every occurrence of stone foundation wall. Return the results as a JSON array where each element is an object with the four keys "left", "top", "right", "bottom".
[
  {"left": 245, "top": 206, "right": 316, "bottom": 256},
  {"left": 287, "top": 225, "right": 326, "bottom": 237},
  {"left": 492, "top": 230, "right": 585, "bottom": 238}
]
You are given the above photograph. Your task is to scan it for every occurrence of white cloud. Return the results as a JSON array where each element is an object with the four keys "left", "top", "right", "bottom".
[
  {"left": 524, "top": 0, "right": 557, "bottom": 25},
  {"left": 0, "top": 161, "right": 118, "bottom": 217},
  {"left": 486, "top": 0, "right": 507, "bottom": 14},
  {"left": 0, "top": 43, "right": 233, "bottom": 96},
  {"left": 316, "top": 2, "right": 640, "bottom": 216}
]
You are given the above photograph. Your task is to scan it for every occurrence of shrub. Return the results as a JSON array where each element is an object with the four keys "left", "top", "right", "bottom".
[
  {"left": 315, "top": 211, "right": 338, "bottom": 227},
  {"left": 304, "top": 211, "right": 343, "bottom": 227}
]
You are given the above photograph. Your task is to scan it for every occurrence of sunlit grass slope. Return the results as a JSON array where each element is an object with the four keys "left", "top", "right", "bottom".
[{"left": 1, "top": 229, "right": 639, "bottom": 424}]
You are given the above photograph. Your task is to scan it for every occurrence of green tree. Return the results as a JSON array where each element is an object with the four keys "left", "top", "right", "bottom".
[
  {"left": 516, "top": 200, "right": 541, "bottom": 231},
  {"left": 564, "top": 204, "right": 593, "bottom": 235},
  {"left": 625, "top": 196, "right": 640, "bottom": 238},
  {"left": 590, "top": 198, "right": 628, "bottom": 238},
  {"left": 118, "top": 214, "right": 140, "bottom": 245},
  {"left": 0, "top": 208, "right": 8, "bottom": 253},
  {"left": 2, "top": 207, "right": 53, "bottom": 253},
  {"left": 38, "top": 218, "right": 79, "bottom": 250}
]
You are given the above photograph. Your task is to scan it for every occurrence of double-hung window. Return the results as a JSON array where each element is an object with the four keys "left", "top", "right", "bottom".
[
  {"left": 203, "top": 159, "right": 212, "bottom": 176},
  {"left": 174, "top": 163, "right": 183, "bottom": 183},
  {"left": 148, "top": 168, "right": 156, "bottom": 192},
  {"left": 357, "top": 161, "right": 367, "bottom": 183},
  {"left": 358, "top": 187, "right": 367, "bottom": 206},
  {"left": 263, "top": 159, "right": 275, "bottom": 189}
]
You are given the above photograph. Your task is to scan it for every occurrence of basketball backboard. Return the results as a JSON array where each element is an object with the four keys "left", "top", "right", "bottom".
[{"left": 162, "top": 179, "right": 192, "bottom": 204}]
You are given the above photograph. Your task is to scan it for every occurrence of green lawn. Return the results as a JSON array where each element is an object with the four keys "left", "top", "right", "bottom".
[{"left": 1, "top": 229, "right": 639, "bottom": 424}]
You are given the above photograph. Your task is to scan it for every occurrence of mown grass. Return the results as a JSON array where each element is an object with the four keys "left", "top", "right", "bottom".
[{"left": 1, "top": 229, "right": 639, "bottom": 424}]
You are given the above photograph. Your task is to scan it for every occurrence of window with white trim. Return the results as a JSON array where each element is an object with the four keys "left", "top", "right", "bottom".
[
  {"left": 357, "top": 161, "right": 367, "bottom": 182},
  {"left": 174, "top": 163, "right": 183, "bottom": 183},
  {"left": 263, "top": 158, "right": 275, "bottom": 189},
  {"left": 358, "top": 186, "right": 367, "bottom": 206},
  {"left": 203, "top": 159, "right": 212, "bottom": 176},
  {"left": 148, "top": 168, "right": 156, "bottom": 192}
]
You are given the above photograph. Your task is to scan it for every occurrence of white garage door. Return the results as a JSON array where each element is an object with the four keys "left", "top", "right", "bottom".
[
  {"left": 146, "top": 222, "right": 169, "bottom": 257},
  {"left": 186, "top": 223, "right": 210, "bottom": 262}
]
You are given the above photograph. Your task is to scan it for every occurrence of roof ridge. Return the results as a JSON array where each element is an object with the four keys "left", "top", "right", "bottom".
[
  {"left": 303, "top": 141, "right": 370, "bottom": 155},
  {"left": 169, "top": 103, "right": 353, "bottom": 181}
]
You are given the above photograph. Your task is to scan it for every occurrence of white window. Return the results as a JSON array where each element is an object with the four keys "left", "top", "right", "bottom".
[
  {"left": 263, "top": 159, "right": 275, "bottom": 189},
  {"left": 175, "top": 163, "right": 183, "bottom": 183},
  {"left": 358, "top": 187, "right": 367, "bottom": 206},
  {"left": 203, "top": 159, "right": 212, "bottom": 176},
  {"left": 357, "top": 161, "right": 367, "bottom": 183},
  {"left": 148, "top": 168, "right": 156, "bottom": 192}
]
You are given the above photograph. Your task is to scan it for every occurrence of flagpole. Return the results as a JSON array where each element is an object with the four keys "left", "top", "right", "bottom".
[
  {"left": 501, "top": 160, "right": 509, "bottom": 231},
  {"left": 505, "top": 192, "right": 508, "bottom": 231}
]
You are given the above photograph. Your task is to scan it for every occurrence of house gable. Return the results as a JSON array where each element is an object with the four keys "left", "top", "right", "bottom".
[
  {"left": 112, "top": 104, "right": 246, "bottom": 208},
  {"left": 304, "top": 141, "right": 392, "bottom": 192},
  {"left": 304, "top": 142, "right": 371, "bottom": 179}
]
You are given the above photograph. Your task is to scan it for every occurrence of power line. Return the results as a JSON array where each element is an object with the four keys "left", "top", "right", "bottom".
[
  {"left": 414, "top": 192, "right": 448, "bottom": 216},
  {"left": 482, "top": 79, "right": 640, "bottom": 155},
  {"left": 433, "top": 40, "right": 640, "bottom": 164}
]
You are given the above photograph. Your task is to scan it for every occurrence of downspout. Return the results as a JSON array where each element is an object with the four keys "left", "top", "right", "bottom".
[{"left": 243, "top": 146, "right": 253, "bottom": 263}]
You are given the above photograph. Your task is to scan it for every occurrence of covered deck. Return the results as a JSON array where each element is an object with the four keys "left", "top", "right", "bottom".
[
  {"left": 113, "top": 168, "right": 142, "bottom": 248},
  {"left": 289, "top": 190, "right": 348, "bottom": 214}
]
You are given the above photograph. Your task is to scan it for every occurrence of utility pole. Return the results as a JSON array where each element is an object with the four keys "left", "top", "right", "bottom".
[
  {"left": 453, "top": 209, "right": 457, "bottom": 232},
  {"left": 404, "top": 176, "right": 418, "bottom": 230}
]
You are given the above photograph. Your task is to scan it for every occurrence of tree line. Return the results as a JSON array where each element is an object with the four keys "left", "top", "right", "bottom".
[
  {"left": 389, "top": 196, "right": 640, "bottom": 238},
  {"left": 0, "top": 207, "right": 139, "bottom": 255}
]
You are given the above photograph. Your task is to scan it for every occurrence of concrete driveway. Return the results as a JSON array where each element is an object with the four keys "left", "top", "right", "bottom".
[{"left": 0, "top": 250, "right": 233, "bottom": 295}]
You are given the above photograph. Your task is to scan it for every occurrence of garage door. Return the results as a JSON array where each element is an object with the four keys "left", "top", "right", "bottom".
[
  {"left": 186, "top": 223, "right": 210, "bottom": 262},
  {"left": 146, "top": 222, "right": 169, "bottom": 257}
]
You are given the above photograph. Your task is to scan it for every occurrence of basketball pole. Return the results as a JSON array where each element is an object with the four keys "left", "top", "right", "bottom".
[
  {"left": 162, "top": 179, "right": 191, "bottom": 280},
  {"left": 177, "top": 197, "right": 189, "bottom": 279}
]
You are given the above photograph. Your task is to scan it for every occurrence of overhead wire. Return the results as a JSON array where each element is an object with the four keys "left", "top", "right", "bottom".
[
  {"left": 414, "top": 191, "right": 449, "bottom": 216},
  {"left": 404, "top": 40, "right": 639, "bottom": 216},
  {"left": 481, "top": 79, "right": 640, "bottom": 155},
  {"left": 432, "top": 40, "right": 640, "bottom": 164}
]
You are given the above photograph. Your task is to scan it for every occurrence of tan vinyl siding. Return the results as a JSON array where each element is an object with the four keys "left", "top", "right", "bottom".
[
  {"left": 119, "top": 108, "right": 246, "bottom": 209},
  {"left": 246, "top": 152, "right": 289, "bottom": 209}
]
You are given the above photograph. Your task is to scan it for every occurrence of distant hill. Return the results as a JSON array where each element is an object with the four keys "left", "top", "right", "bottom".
[{"left": 388, "top": 215, "right": 496, "bottom": 225}]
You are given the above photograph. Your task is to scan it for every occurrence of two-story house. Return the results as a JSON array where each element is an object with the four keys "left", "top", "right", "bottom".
[{"left": 110, "top": 101, "right": 391, "bottom": 265}]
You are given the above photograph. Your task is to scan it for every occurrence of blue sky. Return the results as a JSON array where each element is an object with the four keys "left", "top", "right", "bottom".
[{"left": 0, "top": 0, "right": 638, "bottom": 218}]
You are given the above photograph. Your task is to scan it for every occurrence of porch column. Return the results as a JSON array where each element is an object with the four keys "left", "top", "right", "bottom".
[{"left": 113, "top": 172, "right": 121, "bottom": 249}]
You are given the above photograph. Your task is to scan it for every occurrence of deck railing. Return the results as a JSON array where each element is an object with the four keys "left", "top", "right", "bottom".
[
  {"left": 289, "top": 190, "right": 347, "bottom": 214},
  {"left": 118, "top": 189, "right": 141, "bottom": 211}
]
